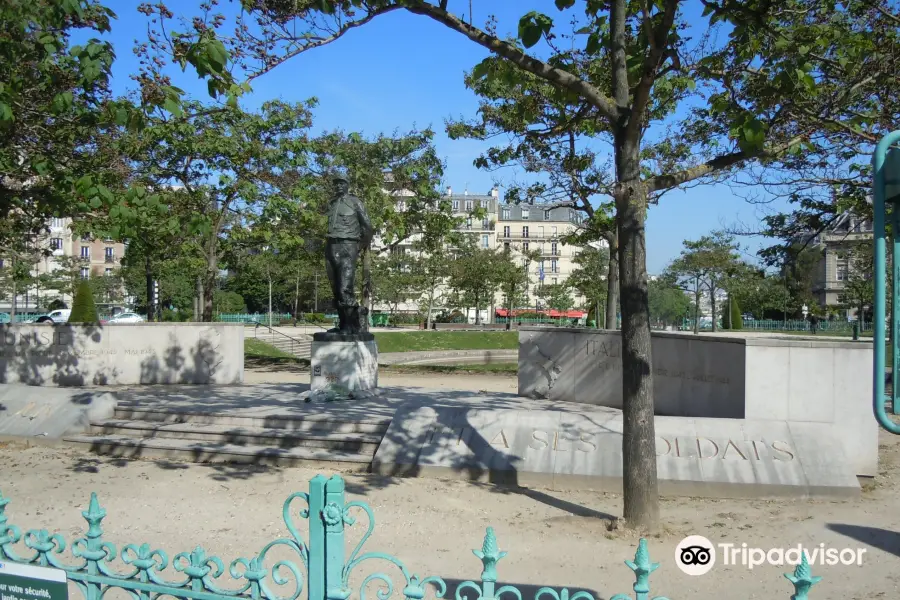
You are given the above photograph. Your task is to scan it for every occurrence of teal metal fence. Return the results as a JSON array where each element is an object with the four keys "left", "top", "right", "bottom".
[
  {"left": 215, "top": 313, "right": 294, "bottom": 324},
  {"left": 680, "top": 318, "right": 878, "bottom": 333},
  {"left": 0, "top": 474, "right": 822, "bottom": 600}
]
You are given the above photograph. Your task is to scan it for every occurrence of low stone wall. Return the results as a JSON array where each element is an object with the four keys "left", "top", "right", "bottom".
[
  {"left": 517, "top": 327, "right": 876, "bottom": 478},
  {"left": 0, "top": 323, "right": 244, "bottom": 386}
]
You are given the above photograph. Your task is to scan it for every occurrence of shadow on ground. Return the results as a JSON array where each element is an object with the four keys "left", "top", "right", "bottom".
[{"left": 826, "top": 524, "right": 900, "bottom": 557}]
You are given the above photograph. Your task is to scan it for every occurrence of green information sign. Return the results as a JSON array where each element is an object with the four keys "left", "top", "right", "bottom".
[{"left": 0, "top": 562, "right": 67, "bottom": 600}]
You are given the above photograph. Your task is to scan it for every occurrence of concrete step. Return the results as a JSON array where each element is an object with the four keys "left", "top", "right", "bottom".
[
  {"left": 89, "top": 420, "right": 382, "bottom": 453},
  {"left": 63, "top": 434, "right": 373, "bottom": 470},
  {"left": 111, "top": 406, "right": 391, "bottom": 434}
]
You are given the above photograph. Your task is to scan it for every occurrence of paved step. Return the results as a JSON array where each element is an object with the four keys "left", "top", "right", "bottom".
[
  {"left": 111, "top": 406, "right": 391, "bottom": 434},
  {"left": 89, "top": 420, "right": 383, "bottom": 453},
  {"left": 63, "top": 434, "right": 372, "bottom": 470}
]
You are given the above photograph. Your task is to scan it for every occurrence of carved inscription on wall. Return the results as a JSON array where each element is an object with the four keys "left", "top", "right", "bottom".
[
  {"left": 428, "top": 425, "right": 794, "bottom": 462},
  {"left": 584, "top": 338, "right": 730, "bottom": 385}
]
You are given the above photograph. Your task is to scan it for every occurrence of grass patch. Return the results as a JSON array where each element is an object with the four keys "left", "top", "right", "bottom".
[
  {"left": 381, "top": 362, "right": 517, "bottom": 375},
  {"left": 244, "top": 338, "right": 302, "bottom": 367},
  {"left": 373, "top": 330, "right": 518, "bottom": 353}
]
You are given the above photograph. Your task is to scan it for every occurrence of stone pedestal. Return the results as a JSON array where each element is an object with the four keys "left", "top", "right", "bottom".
[{"left": 310, "top": 332, "right": 378, "bottom": 392}]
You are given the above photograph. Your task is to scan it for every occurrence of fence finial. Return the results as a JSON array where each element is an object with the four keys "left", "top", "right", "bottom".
[
  {"left": 785, "top": 553, "right": 822, "bottom": 599},
  {"left": 473, "top": 527, "right": 507, "bottom": 583}
]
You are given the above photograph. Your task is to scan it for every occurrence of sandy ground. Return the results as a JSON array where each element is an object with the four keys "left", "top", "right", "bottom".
[
  {"left": 1, "top": 369, "right": 898, "bottom": 599},
  {"left": 243, "top": 364, "right": 519, "bottom": 394}
]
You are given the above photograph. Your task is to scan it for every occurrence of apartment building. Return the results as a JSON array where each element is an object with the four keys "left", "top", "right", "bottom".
[
  {"left": 496, "top": 202, "right": 591, "bottom": 308},
  {"left": 805, "top": 212, "right": 873, "bottom": 316},
  {"left": 369, "top": 179, "right": 593, "bottom": 318},
  {"left": 0, "top": 217, "right": 127, "bottom": 312}
]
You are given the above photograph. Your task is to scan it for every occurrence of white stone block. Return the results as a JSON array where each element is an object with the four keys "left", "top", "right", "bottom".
[
  {"left": 310, "top": 339, "right": 378, "bottom": 391},
  {"left": 0, "top": 323, "right": 244, "bottom": 386}
]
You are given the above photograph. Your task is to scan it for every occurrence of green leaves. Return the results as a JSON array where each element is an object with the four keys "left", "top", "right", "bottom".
[
  {"left": 732, "top": 115, "right": 768, "bottom": 153},
  {"left": 518, "top": 11, "right": 553, "bottom": 48},
  {"left": 554, "top": 0, "right": 576, "bottom": 9}
]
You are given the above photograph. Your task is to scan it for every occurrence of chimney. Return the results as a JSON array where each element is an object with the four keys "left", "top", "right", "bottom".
[
  {"left": 490, "top": 187, "right": 499, "bottom": 198},
  {"left": 447, "top": 186, "right": 452, "bottom": 196}
]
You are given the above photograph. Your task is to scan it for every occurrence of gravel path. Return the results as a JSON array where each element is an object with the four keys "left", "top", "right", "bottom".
[{"left": 1, "top": 369, "right": 898, "bottom": 598}]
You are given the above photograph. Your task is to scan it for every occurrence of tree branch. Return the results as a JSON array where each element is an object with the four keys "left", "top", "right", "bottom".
[
  {"left": 401, "top": 1, "right": 620, "bottom": 122},
  {"left": 645, "top": 134, "right": 807, "bottom": 193},
  {"left": 626, "top": 0, "right": 679, "bottom": 143},
  {"left": 246, "top": 5, "right": 404, "bottom": 83}
]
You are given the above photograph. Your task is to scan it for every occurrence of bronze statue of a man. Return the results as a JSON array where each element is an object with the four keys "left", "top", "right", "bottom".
[{"left": 324, "top": 173, "right": 373, "bottom": 335}]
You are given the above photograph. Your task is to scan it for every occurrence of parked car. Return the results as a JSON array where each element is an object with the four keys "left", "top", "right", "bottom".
[
  {"left": 32, "top": 309, "right": 71, "bottom": 324},
  {"left": 106, "top": 312, "right": 145, "bottom": 324}
]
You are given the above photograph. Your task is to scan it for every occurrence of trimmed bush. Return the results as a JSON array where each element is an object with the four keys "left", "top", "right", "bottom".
[
  {"left": 730, "top": 296, "right": 743, "bottom": 330},
  {"left": 69, "top": 279, "right": 99, "bottom": 323}
]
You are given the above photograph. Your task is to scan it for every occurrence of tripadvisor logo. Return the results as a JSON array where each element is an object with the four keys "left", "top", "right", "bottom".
[{"left": 675, "top": 536, "right": 866, "bottom": 575}]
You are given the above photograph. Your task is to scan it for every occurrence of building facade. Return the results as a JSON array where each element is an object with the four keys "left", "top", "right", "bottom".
[
  {"left": 496, "top": 202, "right": 590, "bottom": 308},
  {"left": 0, "top": 217, "right": 127, "bottom": 313},
  {"left": 370, "top": 182, "right": 594, "bottom": 320},
  {"left": 804, "top": 212, "right": 873, "bottom": 318}
]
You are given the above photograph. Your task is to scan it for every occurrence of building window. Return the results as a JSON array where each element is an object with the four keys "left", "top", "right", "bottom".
[
  {"left": 105, "top": 268, "right": 113, "bottom": 276},
  {"left": 475, "top": 200, "right": 481, "bottom": 208},
  {"left": 837, "top": 266, "right": 848, "bottom": 281},
  {"left": 521, "top": 207, "right": 530, "bottom": 220},
  {"left": 105, "top": 247, "right": 115, "bottom": 262},
  {"left": 552, "top": 278, "right": 558, "bottom": 285},
  {"left": 551, "top": 259, "right": 558, "bottom": 273},
  {"left": 81, "top": 233, "right": 91, "bottom": 242},
  {"left": 452, "top": 200, "right": 459, "bottom": 211},
  {"left": 544, "top": 210, "right": 551, "bottom": 221},
  {"left": 504, "top": 242, "right": 510, "bottom": 251},
  {"left": 502, "top": 207, "right": 510, "bottom": 219},
  {"left": 503, "top": 226, "right": 510, "bottom": 237},
  {"left": 540, "top": 259, "right": 545, "bottom": 273},
  {"left": 397, "top": 200, "right": 406, "bottom": 212},
  {"left": 51, "top": 218, "right": 66, "bottom": 230},
  {"left": 538, "top": 226, "right": 544, "bottom": 238},
  {"left": 551, "top": 226, "right": 558, "bottom": 236},
  {"left": 551, "top": 241, "right": 558, "bottom": 256},
  {"left": 522, "top": 226, "right": 529, "bottom": 238},
  {"left": 466, "top": 200, "right": 473, "bottom": 211},
  {"left": 481, "top": 234, "right": 490, "bottom": 248},
  {"left": 80, "top": 246, "right": 90, "bottom": 259},
  {"left": 466, "top": 217, "right": 472, "bottom": 229},
  {"left": 80, "top": 267, "right": 90, "bottom": 279},
  {"left": 50, "top": 238, "right": 62, "bottom": 250},
  {"left": 522, "top": 242, "right": 529, "bottom": 252},
  {"left": 482, "top": 218, "right": 490, "bottom": 229}
]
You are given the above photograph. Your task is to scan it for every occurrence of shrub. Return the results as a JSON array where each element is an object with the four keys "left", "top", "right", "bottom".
[
  {"left": 47, "top": 299, "right": 68, "bottom": 311},
  {"left": 214, "top": 290, "right": 247, "bottom": 314},
  {"left": 730, "top": 296, "right": 743, "bottom": 330},
  {"left": 70, "top": 280, "right": 99, "bottom": 323}
]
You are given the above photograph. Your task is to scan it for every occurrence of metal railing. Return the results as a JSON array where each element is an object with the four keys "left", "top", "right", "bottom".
[
  {"left": 679, "top": 318, "right": 880, "bottom": 333},
  {"left": 250, "top": 321, "right": 316, "bottom": 356},
  {"left": 0, "top": 474, "right": 824, "bottom": 600}
]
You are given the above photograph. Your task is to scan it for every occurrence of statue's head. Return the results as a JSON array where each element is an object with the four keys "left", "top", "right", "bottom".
[{"left": 332, "top": 174, "right": 349, "bottom": 196}]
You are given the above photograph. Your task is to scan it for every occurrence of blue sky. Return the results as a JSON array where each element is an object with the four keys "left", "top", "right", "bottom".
[{"left": 96, "top": 1, "right": 787, "bottom": 273}]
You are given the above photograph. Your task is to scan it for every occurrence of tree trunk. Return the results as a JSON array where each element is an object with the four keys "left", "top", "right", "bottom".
[
  {"left": 202, "top": 237, "right": 217, "bottom": 322},
  {"left": 473, "top": 291, "right": 482, "bottom": 325},
  {"left": 693, "top": 284, "right": 701, "bottom": 334},
  {"left": 293, "top": 268, "right": 301, "bottom": 321},
  {"left": 268, "top": 273, "right": 273, "bottom": 330},
  {"left": 145, "top": 256, "right": 154, "bottom": 322},
  {"left": 615, "top": 157, "right": 659, "bottom": 529},
  {"left": 606, "top": 242, "right": 619, "bottom": 329},
  {"left": 426, "top": 278, "right": 436, "bottom": 330},
  {"left": 10, "top": 257, "right": 16, "bottom": 323},
  {"left": 710, "top": 279, "right": 718, "bottom": 332}
]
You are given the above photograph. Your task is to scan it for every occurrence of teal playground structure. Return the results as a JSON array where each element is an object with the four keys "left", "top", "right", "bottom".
[{"left": 873, "top": 131, "right": 900, "bottom": 433}]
